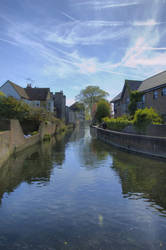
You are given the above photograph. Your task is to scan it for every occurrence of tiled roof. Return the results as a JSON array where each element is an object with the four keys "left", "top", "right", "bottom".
[
  {"left": 25, "top": 87, "right": 50, "bottom": 101},
  {"left": 125, "top": 80, "right": 142, "bottom": 91},
  {"left": 9, "top": 81, "right": 29, "bottom": 99},
  {"left": 110, "top": 92, "right": 122, "bottom": 103},
  {"left": 138, "top": 71, "right": 166, "bottom": 92}
]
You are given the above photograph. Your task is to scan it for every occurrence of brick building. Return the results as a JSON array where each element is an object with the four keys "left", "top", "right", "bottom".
[{"left": 111, "top": 71, "right": 166, "bottom": 119}]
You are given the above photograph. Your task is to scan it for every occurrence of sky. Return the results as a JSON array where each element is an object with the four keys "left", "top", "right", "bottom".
[{"left": 0, "top": 0, "right": 166, "bottom": 105}]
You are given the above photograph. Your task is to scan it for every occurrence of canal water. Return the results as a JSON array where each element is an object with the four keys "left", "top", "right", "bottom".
[{"left": 0, "top": 125, "right": 166, "bottom": 250}]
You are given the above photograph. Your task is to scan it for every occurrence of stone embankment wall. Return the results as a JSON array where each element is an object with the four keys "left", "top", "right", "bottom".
[
  {"left": 123, "top": 124, "right": 166, "bottom": 137},
  {"left": 0, "top": 120, "right": 57, "bottom": 167},
  {"left": 91, "top": 126, "right": 166, "bottom": 159}
]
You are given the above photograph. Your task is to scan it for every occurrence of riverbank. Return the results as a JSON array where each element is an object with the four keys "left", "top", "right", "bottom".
[
  {"left": 90, "top": 125, "right": 166, "bottom": 159},
  {"left": 0, "top": 119, "right": 67, "bottom": 167}
]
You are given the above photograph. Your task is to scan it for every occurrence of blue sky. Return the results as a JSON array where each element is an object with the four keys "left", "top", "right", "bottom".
[{"left": 0, "top": 0, "right": 166, "bottom": 105}]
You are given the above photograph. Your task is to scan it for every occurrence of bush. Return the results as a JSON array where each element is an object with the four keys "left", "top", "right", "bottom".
[
  {"left": 103, "top": 116, "right": 132, "bottom": 131},
  {"left": 133, "top": 108, "right": 162, "bottom": 132},
  {"left": 31, "top": 131, "right": 38, "bottom": 136},
  {"left": 95, "top": 100, "right": 110, "bottom": 123},
  {"left": 43, "top": 134, "right": 51, "bottom": 141},
  {"left": 0, "top": 96, "right": 30, "bottom": 121}
]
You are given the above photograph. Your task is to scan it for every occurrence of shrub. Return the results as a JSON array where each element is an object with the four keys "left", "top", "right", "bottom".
[
  {"left": 133, "top": 108, "right": 162, "bottom": 132},
  {"left": 103, "top": 116, "right": 132, "bottom": 131},
  {"left": 0, "top": 96, "right": 30, "bottom": 121},
  {"left": 43, "top": 134, "right": 51, "bottom": 141},
  {"left": 31, "top": 131, "right": 38, "bottom": 136},
  {"left": 95, "top": 100, "right": 110, "bottom": 123}
]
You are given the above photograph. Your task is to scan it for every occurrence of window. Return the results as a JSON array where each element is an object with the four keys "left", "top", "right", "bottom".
[
  {"left": 142, "top": 95, "right": 145, "bottom": 103},
  {"left": 126, "top": 97, "right": 130, "bottom": 104},
  {"left": 162, "top": 87, "right": 166, "bottom": 96},
  {"left": 153, "top": 90, "right": 158, "bottom": 99}
]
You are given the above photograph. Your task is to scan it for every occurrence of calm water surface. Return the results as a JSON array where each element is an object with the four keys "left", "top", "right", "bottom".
[{"left": 0, "top": 125, "right": 166, "bottom": 250}]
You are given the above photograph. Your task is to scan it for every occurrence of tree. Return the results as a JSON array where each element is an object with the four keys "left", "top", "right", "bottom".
[
  {"left": 95, "top": 100, "right": 110, "bottom": 123},
  {"left": 76, "top": 86, "right": 109, "bottom": 118}
]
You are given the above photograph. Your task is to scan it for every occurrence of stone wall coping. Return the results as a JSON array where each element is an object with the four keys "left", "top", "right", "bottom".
[{"left": 92, "top": 126, "right": 166, "bottom": 140}]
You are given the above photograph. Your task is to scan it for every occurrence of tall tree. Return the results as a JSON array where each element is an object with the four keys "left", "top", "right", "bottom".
[{"left": 76, "top": 86, "right": 109, "bottom": 118}]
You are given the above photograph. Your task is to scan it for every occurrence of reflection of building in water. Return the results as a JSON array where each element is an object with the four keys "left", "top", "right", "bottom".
[
  {"left": 0, "top": 138, "right": 57, "bottom": 205},
  {"left": 52, "top": 134, "right": 67, "bottom": 166},
  {"left": 111, "top": 150, "right": 166, "bottom": 212},
  {"left": 68, "top": 123, "right": 85, "bottom": 142}
]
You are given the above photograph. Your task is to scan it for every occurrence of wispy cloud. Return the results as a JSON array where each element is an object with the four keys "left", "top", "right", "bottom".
[
  {"left": 61, "top": 11, "right": 77, "bottom": 21},
  {"left": 75, "top": 0, "right": 140, "bottom": 9},
  {"left": 133, "top": 19, "right": 165, "bottom": 26}
]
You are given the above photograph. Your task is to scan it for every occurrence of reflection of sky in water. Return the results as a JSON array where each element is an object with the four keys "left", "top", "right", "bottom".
[{"left": 0, "top": 126, "right": 166, "bottom": 249}]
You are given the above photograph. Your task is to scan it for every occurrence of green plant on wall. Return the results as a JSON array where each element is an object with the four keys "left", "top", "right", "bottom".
[
  {"left": 133, "top": 108, "right": 162, "bottom": 132},
  {"left": 128, "top": 90, "right": 143, "bottom": 116}
]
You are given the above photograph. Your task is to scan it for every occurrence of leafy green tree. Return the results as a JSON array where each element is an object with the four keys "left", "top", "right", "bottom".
[
  {"left": 95, "top": 100, "right": 110, "bottom": 123},
  {"left": 76, "top": 86, "right": 109, "bottom": 118}
]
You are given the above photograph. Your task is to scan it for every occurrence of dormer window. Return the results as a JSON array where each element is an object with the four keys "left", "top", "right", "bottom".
[{"left": 153, "top": 90, "right": 158, "bottom": 99}]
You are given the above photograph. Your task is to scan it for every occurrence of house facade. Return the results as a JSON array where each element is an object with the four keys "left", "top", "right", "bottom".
[
  {"left": 138, "top": 71, "right": 166, "bottom": 119},
  {"left": 111, "top": 71, "right": 166, "bottom": 119},
  {"left": 111, "top": 80, "right": 142, "bottom": 117},
  {"left": 0, "top": 80, "right": 30, "bottom": 104},
  {"left": 0, "top": 81, "right": 54, "bottom": 112},
  {"left": 25, "top": 85, "right": 54, "bottom": 112}
]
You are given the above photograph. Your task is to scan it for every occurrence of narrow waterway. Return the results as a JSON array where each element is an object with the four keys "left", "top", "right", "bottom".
[{"left": 0, "top": 125, "right": 166, "bottom": 250}]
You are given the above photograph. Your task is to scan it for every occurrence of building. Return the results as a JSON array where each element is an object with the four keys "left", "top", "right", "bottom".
[
  {"left": 111, "top": 80, "right": 142, "bottom": 117},
  {"left": 138, "top": 71, "right": 166, "bottom": 120},
  {"left": 65, "top": 102, "right": 85, "bottom": 124},
  {"left": 0, "top": 81, "right": 54, "bottom": 112},
  {"left": 25, "top": 85, "right": 54, "bottom": 112},
  {"left": 53, "top": 91, "right": 66, "bottom": 120},
  {"left": 0, "top": 80, "right": 30, "bottom": 104},
  {"left": 111, "top": 71, "right": 166, "bottom": 119}
]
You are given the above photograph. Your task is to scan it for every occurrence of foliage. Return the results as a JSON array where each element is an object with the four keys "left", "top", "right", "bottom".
[
  {"left": 43, "top": 134, "right": 51, "bottom": 141},
  {"left": 70, "top": 102, "right": 85, "bottom": 111},
  {"left": 28, "top": 107, "right": 47, "bottom": 122},
  {"left": 103, "top": 116, "right": 133, "bottom": 131},
  {"left": 95, "top": 100, "right": 110, "bottom": 122},
  {"left": 0, "top": 96, "right": 56, "bottom": 125},
  {"left": 0, "top": 96, "right": 30, "bottom": 121},
  {"left": 133, "top": 108, "right": 162, "bottom": 132},
  {"left": 31, "top": 131, "right": 38, "bottom": 136},
  {"left": 0, "top": 91, "right": 6, "bottom": 97},
  {"left": 128, "top": 90, "right": 143, "bottom": 116},
  {"left": 76, "top": 86, "right": 109, "bottom": 118}
]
